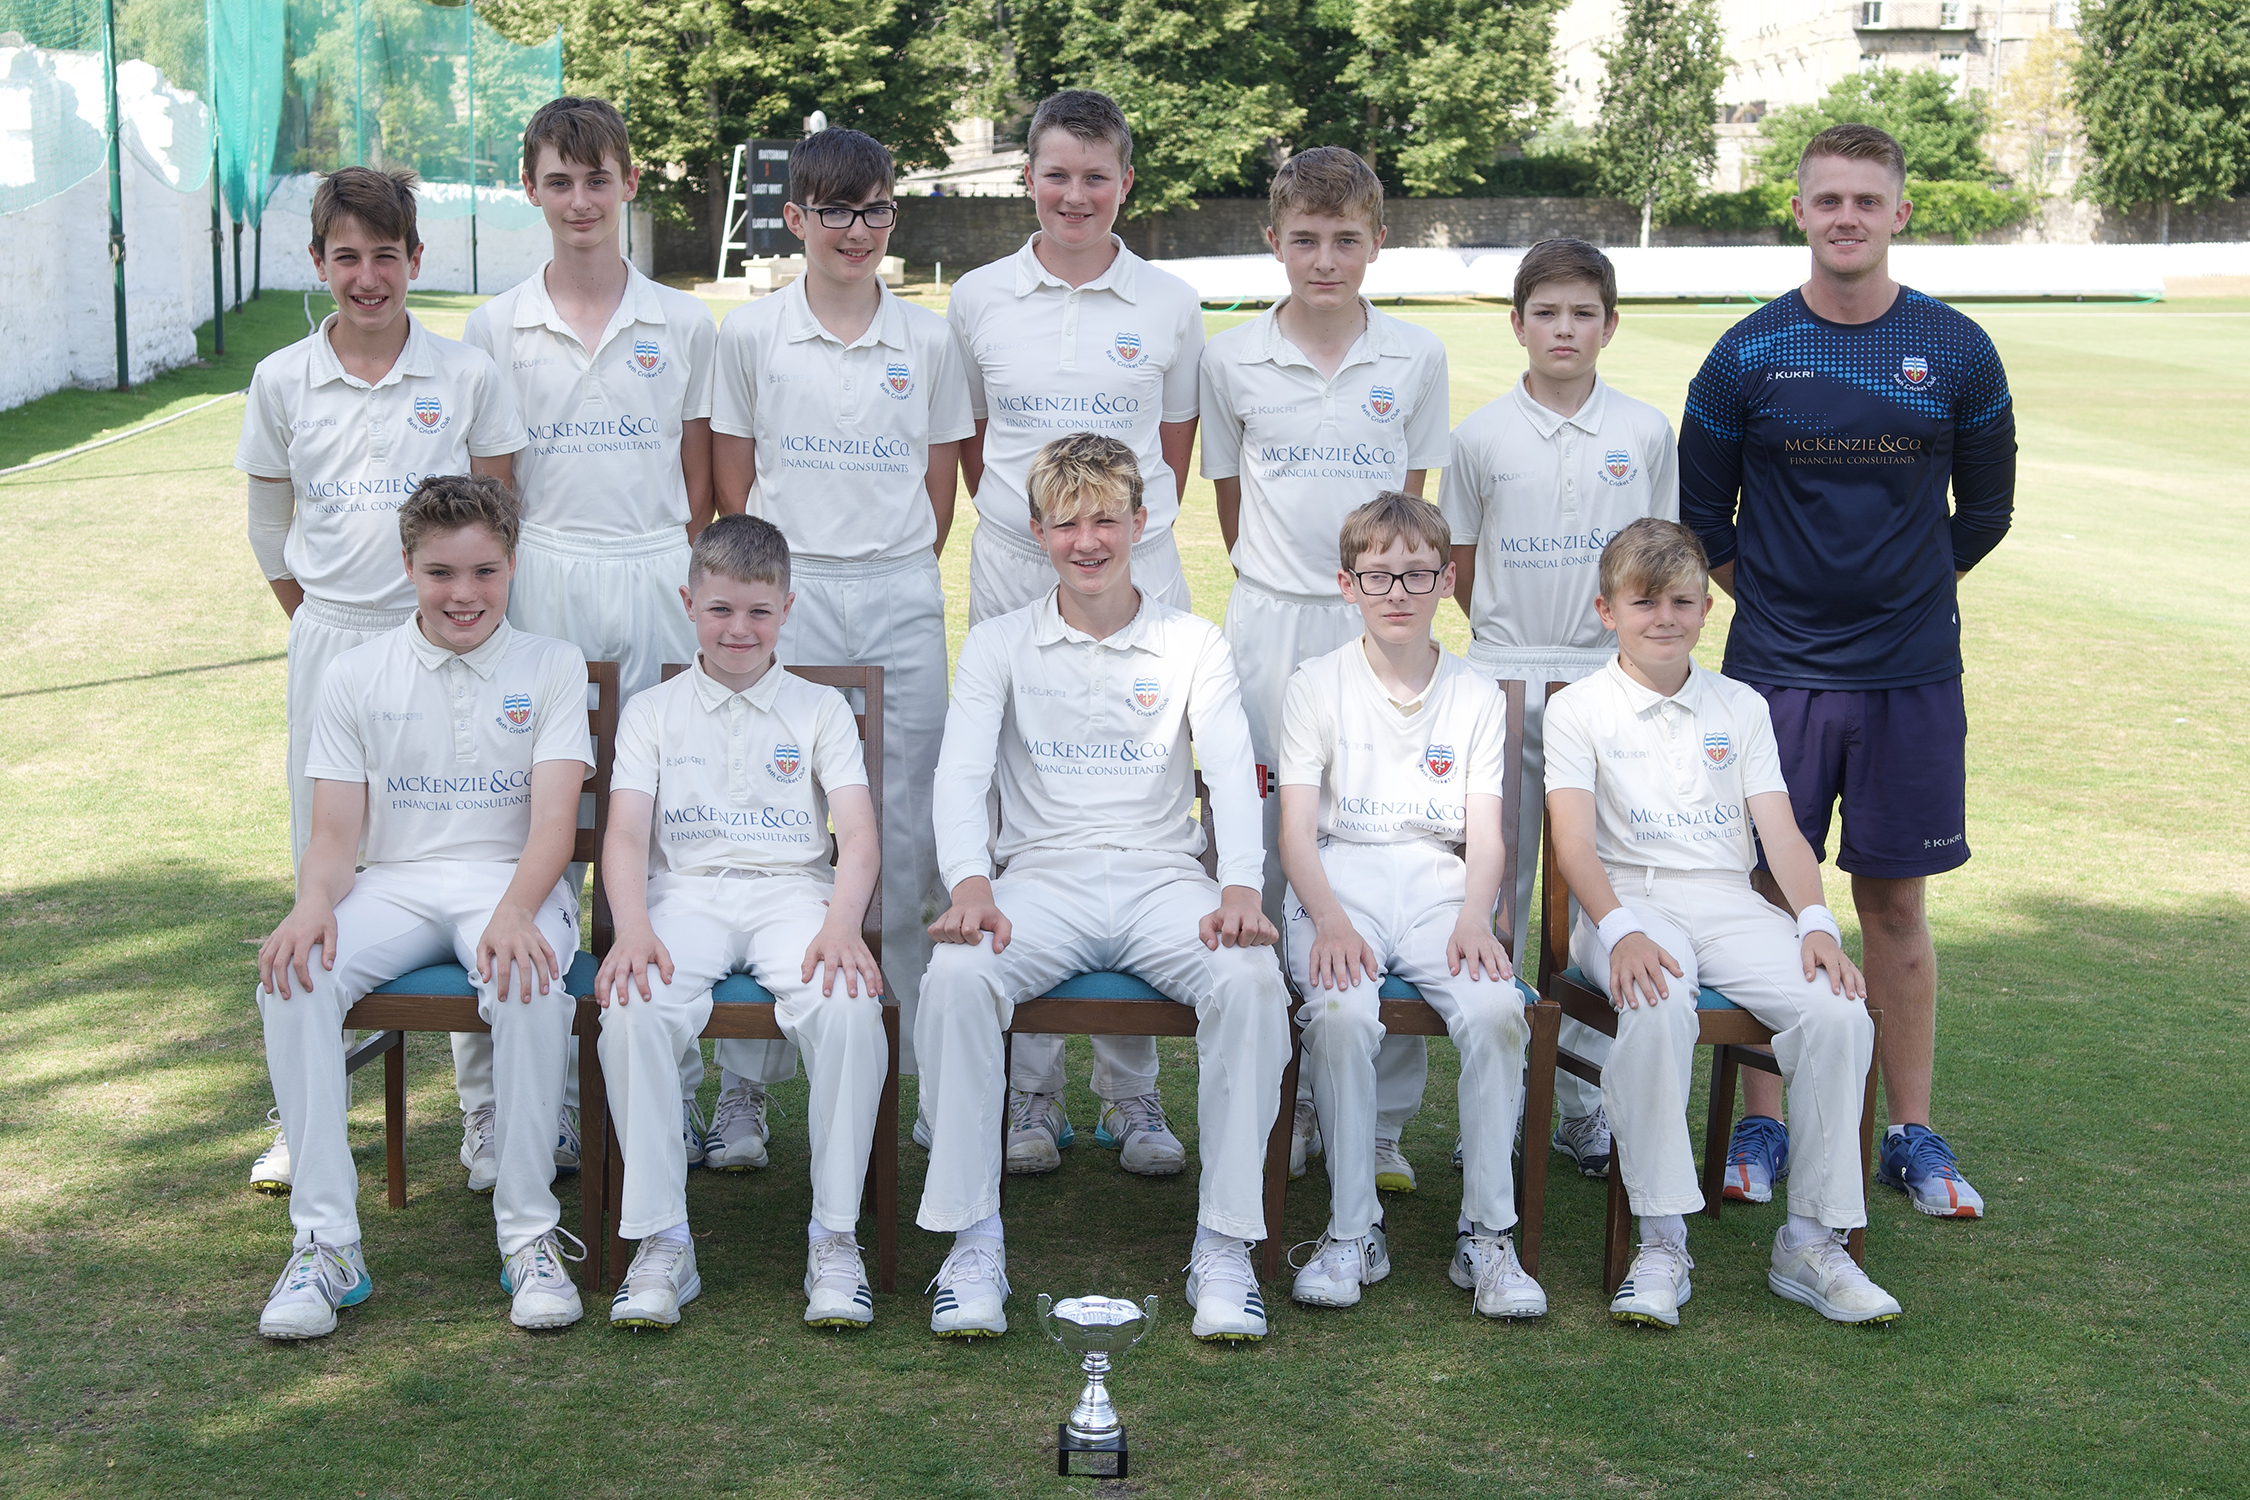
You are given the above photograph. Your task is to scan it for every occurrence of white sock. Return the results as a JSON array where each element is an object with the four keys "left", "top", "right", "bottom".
[
  {"left": 959, "top": 1213, "right": 1003, "bottom": 1243},
  {"left": 809, "top": 1216, "right": 853, "bottom": 1243},
  {"left": 1639, "top": 1213, "right": 1687, "bottom": 1247},
  {"left": 1887, "top": 1124, "right": 1908, "bottom": 1139},
  {"left": 1193, "top": 1223, "right": 1246, "bottom": 1252},
  {"left": 652, "top": 1221, "right": 691, "bottom": 1246},
  {"left": 1457, "top": 1213, "right": 1474, "bottom": 1235},
  {"left": 721, "top": 1069, "right": 745, "bottom": 1095},
  {"left": 1779, "top": 1214, "right": 1829, "bottom": 1251}
]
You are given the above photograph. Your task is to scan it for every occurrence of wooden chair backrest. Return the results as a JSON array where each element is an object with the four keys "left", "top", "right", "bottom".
[
  {"left": 582, "top": 660, "right": 620, "bottom": 955},
  {"left": 1535, "top": 679, "right": 1571, "bottom": 991}
]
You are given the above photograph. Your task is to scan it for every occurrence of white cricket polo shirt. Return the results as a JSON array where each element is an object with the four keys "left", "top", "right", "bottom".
[
  {"left": 1543, "top": 657, "right": 1786, "bottom": 875},
  {"left": 946, "top": 234, "right": 1205, "bottom": 541},
  {"left": 709, "top": 277, "right": 975, "bottom": 561},
  {"left": 235, "top": 314, "right": 523, "bottom": 612},
  {"left": 1279, "top": 640, "right": 1506, "bottom": 847},
  {"left": 1199, "top": 301, "right": 1451, "bottom": 597},
  {"left": 611, "top": 657, "right": 867, "bottom": 881},
  {"left": 1438, "top": 375, "right": 1679, "bottom": 674},
  {"left": 305, "top": 619, "right": 593, "bottom": 866},
  {"left": 460, "top": 260, "right": 718, "bottom": 538},
  {"left": 932, "top": 589, "right": 1263, "bottom": 892}
]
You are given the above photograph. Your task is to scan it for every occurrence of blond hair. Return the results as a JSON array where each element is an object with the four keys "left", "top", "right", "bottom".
[
  {"left": 1798, "top": 121, "right": 1907, "bottom": 189},
  {"left": 689, "top": 514, "right": 790, "bottom": 592},
  {"left": 1027, "top": 432, "right": 1142, "bottom": 526},
  {"left": 1598, "top": 517, "right": 1708, "bottom": 601},
  {"left": 398, "top": 473, "right": 520, "bottom": 556},
  {"left": 1269, "top": 146, "right": 1384, "bottom": 238},
  {"left": 1338, "top": 491, "right": 1450, "bottom": 572}
]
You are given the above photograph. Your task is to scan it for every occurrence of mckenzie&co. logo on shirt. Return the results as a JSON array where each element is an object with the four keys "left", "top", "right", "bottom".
[{"left": 1025, "top": 737, "right": 1170, "bottom": 776}]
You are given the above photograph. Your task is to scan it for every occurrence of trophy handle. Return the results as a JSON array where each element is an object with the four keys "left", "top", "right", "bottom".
[
  {"left": 1126, "top": 1295, "right": 1157, "bottom": 1350},
  {"left": 1037, "top": 1293, "right": 1060, "bottom": 1344}
]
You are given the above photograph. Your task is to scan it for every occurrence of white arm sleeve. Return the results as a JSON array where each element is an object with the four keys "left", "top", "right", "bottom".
[{"left": 247, "top": 476, "right": 295, "bottom": 580}]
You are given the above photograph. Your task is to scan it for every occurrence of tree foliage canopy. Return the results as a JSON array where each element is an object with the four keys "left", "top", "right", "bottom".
[
  {"left": 1754, "top": 68, "right": 1994, "bottom": 186},
  {"left": 1590, "top": 0, "right": 1723, "bottom": 233},
  {"left": 2072, "top": 0, "right": 2250, "bottom": 213}
]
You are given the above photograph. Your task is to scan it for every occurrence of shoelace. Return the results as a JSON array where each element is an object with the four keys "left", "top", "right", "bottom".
[
  {"left": 281, "top": 1237, "right": 358, "bottom": 1298},
  {"left": 262, "top": 1105, "right": 285, "bottom": 1137},
  {"left": 463, "top": 1103, "right": 497, "bottom": 1155},
  {"left": 1902, "top": 1128, "right": 1967, "bottom": 1182},
  {"left": 928, "top": 1241, "right": 1004, "bottom": 1295},
  {"left": 627, "top": 1235, "right": 689, "bottom": 1291},
  {"left": 1470, "top": 1235, "right": 1525, "bottom": 1296},
  {"left": 1632, "top": 1240, "right": 1693, "bottom": 1287},
  {"left": 1726, "top": 1115, "right": 1787, "bottom": 1168},
  {"left": 710, "top": 1086, "right": 764, "bottom": 1139},
  {"left": 1187, "top": 1237, "right": 1258, "bottom": 1292},
  {"left": 809, "top": 1234, "right": 864, "bottom": 1286},
  {"left": 1561, "top": 1110, "right": 1611, "bottom": 1150},
  {"left": 1374, "top": 1136, "right": 1406, "bottom": 1162},
  {"left": 1007, "top": 1090, "right": 1058, "bottom": 1136},
  {"left": 516, "top": 1228, "right": 589, "bottom": 1290},
  {"left": 557, "top": 1107, "right": 581, "bottom": 1150},
  {"left": 682, "top": 1099, "right": 709, "bottom": 1142},
  {"left": 1112, "top": 1091, "right": 1169, "bottom": 1139}
]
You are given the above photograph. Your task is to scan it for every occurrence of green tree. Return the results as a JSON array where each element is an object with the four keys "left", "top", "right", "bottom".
[
  {"left": 1755, "top": 68, "right": 1993, "bottom": 186},
  {"left": 2073, "top": 0, "right": 2250, "bottom": 243},
  {"left": 1337, "top": 0, "right": 1559, "bottom": 195},
  {"left": 1589, "top": 0, "right": 1723, "bottom": 247}
]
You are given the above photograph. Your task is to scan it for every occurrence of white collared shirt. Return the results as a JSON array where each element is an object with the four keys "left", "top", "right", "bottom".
[
  {"left": 1279, "top": 639, "right": 1506, "bottom": 847},
  {"left": 235, "top": 313, "right": 523, "bottom": 611},
  {"left": 708, "top": 276, "right": 975, "bottom": 561},
  {"left": 1199, "top": 300, "right": 1451, "bottom": 597},
  {"left": 305, "top": 619, "right": 593, "bottom": 867},
  {"left": 610, "top": 656, "right": 867, "bottom": 880},
  {"left": 1543, "top": 658, "right": 1786, "bottom": 875},
  {"left": 460, "top": 260, "right": 718, "bottom": 538},
  {"left": 946, "top": 234, "right": 1205, "bottom": 541},
  {"left": 933, "top": 588, "right": 1263, "bottom": 891},
  {"left": 1439, "top": 376, "right": 1679, "bottom": 668}
]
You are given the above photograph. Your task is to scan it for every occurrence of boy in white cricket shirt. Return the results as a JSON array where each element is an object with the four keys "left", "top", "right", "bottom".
[
  {"left": 1544, "top": 519, "right": 1901, "bottom": 1328},
  {"left": 1279, "top": 494, "right": 1544, "bottom": 1320},
  {"left": 594, "top": 516, "right": 888, "bottom": 1331},
  {"left": 237, "top": 166, "right": 524, "bottom": 1196},
  {"left": 1200, "top": 146, "right": 1450, "bottom": 1191},
  {"left": 462, "top": 96, "right": 724, "bottom": 1177},
  {"left": 946, "top": 89, "right": 1209, "bottom": 1171},
  {"left": 916, "top": 435, "right": 1291, "bottom": 1343},
  {"left": 710, "top": 128, "right": 971, "bottom": 1164},
  {"left": 1439, "top": 239, "right": 1678, "bottom": 1183},
  {"left": 253, "top": 476, "right": 593, "bottom": 1339}
]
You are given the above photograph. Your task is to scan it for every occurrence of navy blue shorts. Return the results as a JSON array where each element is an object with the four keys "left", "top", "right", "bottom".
[{"left": 1748, "top": 677, "right": 1970, "bottom": 880}]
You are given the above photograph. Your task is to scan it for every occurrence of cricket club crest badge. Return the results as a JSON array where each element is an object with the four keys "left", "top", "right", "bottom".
[
  {"left": 1419, "top": 742, "right": 1456, "bottom": 782},
  {"left": 410, "top": 395, "right": 450, "bottom": 434},
  {"left": 1598, "top": 448, "right": 1637, "bottom": 486},
  {"left": 883, "top": 360, "right": 915, "bottom": 400},
  {"left": 1362, "top": 383, "right": 1400, "bottom": 423},
  {"left": 1128, "top": 676, "right": 1164, "bottom": 715},
  {"left": 769, "top": 742, "right": 806, "bottom": 784},
  {"left": 629, "top": 338, "right": 667, "bottom": 378},
  {"left": 1106, "top": 331, "right": 1145, "bottom": 368},
  {"left": 1896, "top": 355, "right": 1930, "bottom": 388},
  {"left": 1703, "top": 729, "right": 1735, "bottom": 768},
  {"left": 501, "top": 692, "right": 533, "bottom": 731}
]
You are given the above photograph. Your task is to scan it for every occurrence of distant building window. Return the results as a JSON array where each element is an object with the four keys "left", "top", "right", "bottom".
[
  {"left": 1939, "top": 0, "right": 1962, "bottom": 24},
  {"left": 1860, "top": 1, "right": 1883, "bottom": 24}
]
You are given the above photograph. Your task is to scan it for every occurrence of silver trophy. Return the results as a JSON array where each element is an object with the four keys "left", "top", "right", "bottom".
[{"left": 1037, "top": 1293, "right": 1157, "bottom": 1478}]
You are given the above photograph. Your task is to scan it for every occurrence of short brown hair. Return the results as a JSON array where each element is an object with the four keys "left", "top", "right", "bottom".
[
  {"left": 311, "top": 166, "right": 419, "bottom": 255},
  {"left": 1027, "top": 432, "right": 1142, "bottom": 526},
  {"left": 1338, "top": 491, "right": 1451, "bottom": 572},
  {"left": 1798, "top": 121, "right": 1907, "bottom": 189},
  {"left": 398, "top": 473, "right": 520, "bottom": 557},
  {"left": 1598, "top": 517, "right": 1708, "bottom": 601},
  {"left": 1270, "top": 146, "right": 1384, "bottom": 238},
  {"left": 1026, "top": 89, "right": 1132, "bottom": 172},
  {"left": 689, "top": 514, "right": 791, "bottom": 593},
  {"left": 522, "top": 95, "right": 631, "bottom": 181},
  {"left": 1513, "top": 238, "right": 1616, "bottom": 316},
  {"left": 790, "top": 127, "right": 895, "bottom": 207}
]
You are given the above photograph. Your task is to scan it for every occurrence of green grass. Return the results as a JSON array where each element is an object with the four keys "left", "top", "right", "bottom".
[{"left": 2, "top": 296, "right": 2247, "bottom": 1498}]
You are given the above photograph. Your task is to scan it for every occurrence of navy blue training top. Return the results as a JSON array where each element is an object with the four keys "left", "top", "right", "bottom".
[{"left": 1678, "top": 287, "right": 2016, "bottom": 691}]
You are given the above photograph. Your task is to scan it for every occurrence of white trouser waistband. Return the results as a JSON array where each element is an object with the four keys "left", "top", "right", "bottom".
[
  {"left": 789, "top": 549, "right": 937, "bottom": 581},
  {"left": 1234, "top": 576, "right": 1355, "bottom": 611},
  {"left": 974, "top": 515, "right": 1178, "bottom": 560},
  {"left": 1465, "top": 642, "right": 1612, "bottom": 679},
  {"left": 518, "top": 519, "right": 689, "bottom": 561},
  {"left": 1608, "top": 863, "right": 1755, "bottom": 896},
  {"left": 298, "top": 597, "right": 413, "bottom": 632}
]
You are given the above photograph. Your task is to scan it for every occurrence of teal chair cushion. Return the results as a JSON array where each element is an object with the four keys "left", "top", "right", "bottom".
[
  {"left": 370, "top": 951, "right": 601, "bottom": 998},
  {"left": 712, "top": 972, "right": 778, "bottom": 1006},
  {"left": 1558, "top": 963, "right": 1736, "bottom": 1011},
  {"left": 1044, "top": 971, "right": 1166, "bottom": 1000}
]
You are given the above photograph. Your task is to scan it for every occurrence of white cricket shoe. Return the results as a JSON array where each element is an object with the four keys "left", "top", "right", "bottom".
[
  {"left": 1095, "top": 1092, "right": 1186, "bottom": 1176},
  {"left": 610, "top": 1235, "right": 700, "bottom": 1330},
  {"left": 1552, "top": 1108, "right": 1613, "bottom": 1179},
  {"left": 1288, "top": 1100, "right": 1321, "bottom": 1180},
  {"left": 258, "top": 1237, "right": 371, "bottom": 1340},
  {"left": 1769, "top": 1230, "right": 1903, "bottom": 1326},
  {"left": 554, "top": 1106, "right": 582, "bottom": 1176},
  {"left": 1374, "top": 1135, "right": 1417, "bottom": 1193},
  {"left": 928, "top": 1234, "right": 1008, "bottom": 1338},
  {"left": 1610, "top": 1240, "right": 1694, "bottom": 1329},
  {"left": 804, "top": 1233, "right": 875, "bottom": 1329},
  {"left": 501, "top": 1229, "right": 587, "bottom": 1330},
  {"left": 683, "top": 1098, "right": 710, "bottom": 1170},
  {"left": 1290, "top": 1224, "right": 1391, "bottom": 1309},
  {"left": 1004, "top": 1090, "right": 1071, "bottom": 1175},
  {"left": 911, "top": 1099, "right": 934, "bottom": 1151},
  {"left": 705, "top": 1084, "right": 768, "bottom": 1172},
  {"left": 1450, "top": 1230, "right": 1547, "bottom": 1320},
  {"left": 459, "top": 1103, "right": 498, "bottom": 1194},
  {"left": 1185, "top": 1236, "right": 1268, "bottom": 1341},
  {"left": 251, "top": 1107, "right": 292, "bottom": 1196}
]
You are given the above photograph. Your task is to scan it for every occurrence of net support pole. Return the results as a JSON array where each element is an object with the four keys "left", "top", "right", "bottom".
[
  {"left": 102, "top": 0, "right": 128, "bottom": 389},
  {"left": 210, "top": 142, "right": 225, "bottom": 356},
  {"left": 255, "top": 218, "right": 263, "bottom": 298},
  {"left": 466, "top": 3, "right": 477, "bottom": 295},
  {"left": 232, "top": 219, "right": 244, "bottom": 312}
]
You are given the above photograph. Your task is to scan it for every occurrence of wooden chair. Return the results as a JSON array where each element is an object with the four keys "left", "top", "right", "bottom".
[
  {"left": 592, "top": 663, "right": 900, "bottom": 1295},
  {"left": 1532, "top": 682, "right": 1881, "bottom": 1294},
  {"left": 340, "top": 659, "right": 622, "bottom": 1297}
]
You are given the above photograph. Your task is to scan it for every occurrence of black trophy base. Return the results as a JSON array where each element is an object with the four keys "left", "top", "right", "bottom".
[{"left": 1057, "top": 1424, "right": 1128, "bottom": 1478}]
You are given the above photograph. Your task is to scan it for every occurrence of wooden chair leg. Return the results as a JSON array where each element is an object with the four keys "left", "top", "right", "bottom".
[
  {"left": 1517, "top": 1001, "right": 1559, "bottom": 1278},
  {"left": 1603, "top": 1149, "right": 1633, "bottom": 1295},
  {"left": 384, "top": 1035, "right": 407, "bottom": 1211},
  {"left": 873, "top": 1006, "right": 900, "bottom": 1294},
  {"left": 1261, "top": 1020, "right": 1301, "bottom": 1281},
  {"left": 576, "top": 1017, "right": 606, "bottom": 1296},
  {"left": 604, "top": 1110, "right": 627, "bottom": 1294},
  {"left": 997, "top": 1032, "right": 1012, "bottom": 1214},
  {"left": 1850, "top": 1007, "right": 1882, "bottom": 1268},
  {"left": 1702, "top": 1044, "right": 1742, "bottom": 1223}
]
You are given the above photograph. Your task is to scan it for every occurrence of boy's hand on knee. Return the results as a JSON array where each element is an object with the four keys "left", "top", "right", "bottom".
[
  {"left": 1306, "top": 914, "right": 1377, "bottom": 990},
  {"left": 1802, "top": 932, "right": 1866, "bottom": 1000},
  {"left": 1609, "top": 933, "right": 1682, "bottom": 1010},
  {"left": 596, "top": 923, "right": 673, "bottom": 1007},
  {"left": 1202, "top": 885, "right": 1277, "bottom": 951},
  {"left": 478, "top": 904, "right": 560, "bottom": 1003},
  {"left": 259, "top": 901, "right": 338, "bottom": 999},
  {"left": 1447, "top": 914, "right": 1515, "bottom": 984},
  {"left": 930, "top": 877, "right": 1011, "bottom": 953},
  {"left": 803, "top": 919, "right": 886, "bottom": 999}
]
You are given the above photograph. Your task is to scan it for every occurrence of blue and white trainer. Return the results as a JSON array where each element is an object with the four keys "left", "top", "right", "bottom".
[
  {"left": 1610, "top": 1240, "right": 1693, "bottom": 1329},
  {"left": 1721, "top": 1114, "right": 1789, "bottom": 1204},
  {"left": 554, "top": 1106, "right": 582, "bottom": 1177},
  {"left": 1877, "top": 1124, "right": 1986, "bottom": 1218},
  {"left": 928, "top": 1234, "right": 1008, "bottom": 1338},
  {"left": 610, "top": 1235, "right": 700, "bottom": 1330},
  {"left": 1186, "top": 1236, "right": 1268, "bottom": 1341},
  {"left": 804, "top": 1233, "right": 875, "bottom": 1329},
  {"left": 705, "top": 1083, "right": 768, "bottom": 1171},
  {"left": 1004, "top": 1089, "right": 1072, "bottom": 1175},
  {"left": 1094, "top": 1091, "right": 1186, "bottom": 1176},
  {"left": 251, "top": 1107, "right": 292, "bottom": 1197},
  {"left": 501, "top": 1229, "right": 586, "bottom": 1330},
  {"left": 1552, "top": 1108, "right": 1612, "bottom": 1179},
  {"left": 258, "top": 1237, "right": 371, "bottom": 1340}
]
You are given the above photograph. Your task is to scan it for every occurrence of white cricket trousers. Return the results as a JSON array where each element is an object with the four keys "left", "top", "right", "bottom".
[
  {"left": 285, "top": 599, "right": 412, "bottom": 865},
  {"left": 1285, "top": 841, "right": 1530, "bottom": 1240},
  {"left": 1572, "top": 865, "right": 1874, "bottom": 1228},
  {"left": 1467, "top": 647, "right": 1614, "bottom": 1122},
  {"left": 968, "top": 518, "right": 1193, "bottom": 1100},
  {"left": 1229, "top": 579, "right": 1429, "bottom": 1131},
  {"left": 915, "top": 849, "right": 1291, "bottom": 1238},
  {"left": 599, "top": 874, "right": 886, "bottom": 1238},
  {"left": 766, "top": 550, "right": 946, "bottom": 1079},
  {"left": 257, "top": 862, "right": 580, "bottom": 1256}
]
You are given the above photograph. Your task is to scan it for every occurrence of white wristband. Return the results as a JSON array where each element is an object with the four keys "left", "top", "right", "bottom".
[
  {"left": 1596, "top": 906, "right": 1647, "bottom": 952},
  {"left": 1795, "top": 904, "right": 1842, "bottom": 943}
]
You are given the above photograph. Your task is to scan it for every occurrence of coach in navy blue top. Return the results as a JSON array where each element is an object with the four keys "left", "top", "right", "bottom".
[{"left": 1679, "top": 123, "right": 2011, "bottom": 1223}]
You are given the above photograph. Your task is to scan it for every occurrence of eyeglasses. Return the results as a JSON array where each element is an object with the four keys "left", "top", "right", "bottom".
[
  {"left": 798, "top": 202, "right": 897, "bottom": 230},
  {"left": 1351, "top": 569, "right": 1442, "bottom": 596}
]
